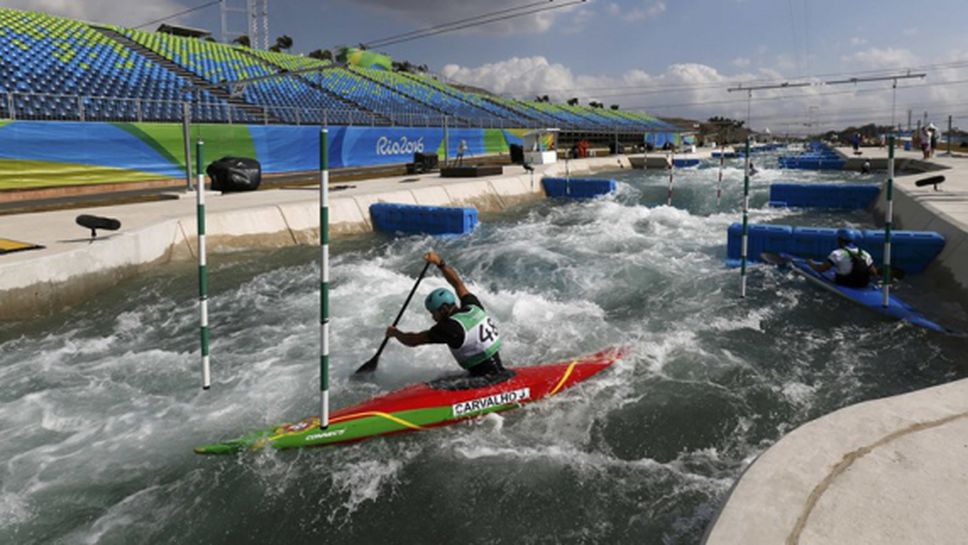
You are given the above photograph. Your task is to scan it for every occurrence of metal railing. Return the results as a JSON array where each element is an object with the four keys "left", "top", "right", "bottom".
[{"left": 0, "top": 91, "right": 658, "bottom": 134}]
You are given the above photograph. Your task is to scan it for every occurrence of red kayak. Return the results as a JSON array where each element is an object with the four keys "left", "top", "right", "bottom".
[{"left": 195, "top": 346, "right": 627, "bottom": 454}]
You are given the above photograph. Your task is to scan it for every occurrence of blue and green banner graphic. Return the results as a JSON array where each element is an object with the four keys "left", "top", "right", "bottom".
[{"left": 0, "top": 121, "right": 527, "bottom": 190}]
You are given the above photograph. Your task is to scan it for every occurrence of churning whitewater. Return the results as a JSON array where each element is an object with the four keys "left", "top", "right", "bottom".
[{"left": 2, "top": 156, "right": 966, "bottom": 544}]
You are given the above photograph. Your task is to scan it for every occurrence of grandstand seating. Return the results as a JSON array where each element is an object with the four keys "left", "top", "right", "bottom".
[
  {"left": 0, "top": 8, "right": 223, "bottom": 121},
  {"left": 0, "top": 6, "right": 676, "bottom": 132},
  {"left": 401, "top": 73, "right": 523, "bottom": 122}
]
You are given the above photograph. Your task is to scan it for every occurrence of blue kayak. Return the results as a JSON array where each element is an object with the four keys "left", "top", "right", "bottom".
[{"left": 775, "top": 252, "right": 950, "bottom": 333}]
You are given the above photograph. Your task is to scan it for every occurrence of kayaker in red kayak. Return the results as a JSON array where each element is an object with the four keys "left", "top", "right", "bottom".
[{"left": 386, "top": 251, "right": 507, "bottom": 377}]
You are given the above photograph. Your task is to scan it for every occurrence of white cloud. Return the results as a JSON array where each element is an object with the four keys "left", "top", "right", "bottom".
[
  {"left": 3, "top": 0, "right": 189, "bottom": 28},
  {"left": 849, "top": 37, "right": 868, "bottom": 46},
  {"left": 732, "top": 57, "right": 751, "bottom": 68},
  {"left": 561, "top": 7, "right": 596, "bottom": 35},
  {"left": 611, "top": 0, "right": 667, "bottom": 22},
  {"left": 438, "top": 53, "right": 968, "bottom": 135},
  {"left": 902, "top": 27, "right": 919, "bottom": 36},
  {"left": 841, "top": 46, "right": 919, "bottom": 69}
]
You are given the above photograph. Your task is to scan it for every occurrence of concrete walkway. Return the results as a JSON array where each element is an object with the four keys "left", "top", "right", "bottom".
[
  {"left": 0, "top": 155, "right": 630, "bottom": 320},
  {"left": 703, "top": 146, "right": 968, "bottom": 545}
]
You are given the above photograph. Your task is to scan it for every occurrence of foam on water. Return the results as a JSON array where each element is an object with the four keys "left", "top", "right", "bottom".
[{"left": 1, "top": 154, "right": 965, "bottom": 544}]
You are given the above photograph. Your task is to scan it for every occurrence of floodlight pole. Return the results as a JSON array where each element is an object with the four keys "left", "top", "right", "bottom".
[{"left": 182, "top": 101, "right": 193, "bottom": 191}]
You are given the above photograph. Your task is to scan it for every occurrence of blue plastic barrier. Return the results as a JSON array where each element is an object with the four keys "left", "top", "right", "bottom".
[
  {"left": 726, "top": 223, "right": 944, "bottom": 273},
  {"left": 778, "top": 141, "right": 846, "bottom": 170},
  {"left": 542, "top": 177, "right": 617, "bottom": 198},
  {"left": 673, "top": 158, "right": 700, "bottom": 167},
  {"left": 769, "top": 183, "right": 880, "bottom": 209},
  {"left": 370, "top": 203, "right": 478, "bottom": 235}
]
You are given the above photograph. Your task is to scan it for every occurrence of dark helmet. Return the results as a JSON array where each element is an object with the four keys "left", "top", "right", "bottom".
[{"left": 836, "top": 228, "right": 857, "bottom": 243}]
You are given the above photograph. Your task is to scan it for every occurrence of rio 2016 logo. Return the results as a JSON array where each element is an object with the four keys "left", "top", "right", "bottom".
[{"left": 376, "top": 136, "right": 424, "bottom": 156}]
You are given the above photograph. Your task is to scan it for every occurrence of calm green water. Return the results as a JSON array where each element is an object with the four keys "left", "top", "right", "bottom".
[{"left": 2, "top": 155, "right": 966, "bottom": 544}]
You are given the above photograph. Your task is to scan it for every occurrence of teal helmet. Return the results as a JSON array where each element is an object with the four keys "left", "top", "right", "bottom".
[
  {"left": 836, "top": 228, "right": 856, "bottom": 243},
  {"left": 425, "top": 288, "right": 457, "bottom": 312}
]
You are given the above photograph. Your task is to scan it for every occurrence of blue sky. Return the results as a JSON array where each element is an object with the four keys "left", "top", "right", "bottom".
[{"left": 9, "top": 0, "right": 968, "bottom": 132}]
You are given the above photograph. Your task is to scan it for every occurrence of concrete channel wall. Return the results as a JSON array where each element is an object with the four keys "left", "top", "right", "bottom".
[
  {"left": 703, "top": 148, "right": 968, "bottom": 545},
  {"left": 0, "top": 156, "right": 631, "bottom": 320}
]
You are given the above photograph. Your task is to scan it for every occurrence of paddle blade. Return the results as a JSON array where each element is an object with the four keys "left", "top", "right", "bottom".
[
  {"left": 355, "top": 355, "right": 379, "bottom": 374},
  {"left": 760, "top": 252, "right": 790, "bottom": 266}
]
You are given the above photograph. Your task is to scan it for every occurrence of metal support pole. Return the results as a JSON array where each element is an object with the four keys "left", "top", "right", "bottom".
[
  {"left": 196, "top": 139, "right": 211, "bottom": 389},
  {"left": 443, "top": 115, "right": 450, "bottom": 167},
  {"left": 717, "top": 143, "right": 725, "bottom": 207},
  {"left": 666, "top": 150, "right": 674, "bottom": 206},
  {"left": 182, "top": 102, "right": 193, "bottom": 191},
  {"left": 746, "top": 89, "right": 752, "bottom": 131},
  {"left": 740, "top": 136, "right": 752, "bottom": 298},
  {"left": 891, "top": 78, "right": 898, "bottom": 136},
  {"left": 882, "top": 136, "right": 895, "bottom": 307},
  {"left": 947, "top": 115, "right": 953, "bottom": 156},
  {"left": 319, "top": 128, "right": 330, "bottom": 429}
]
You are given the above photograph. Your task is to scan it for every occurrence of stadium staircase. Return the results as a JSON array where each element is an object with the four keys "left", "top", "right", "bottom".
[
  {"left": 398, "top": 72, "right": 524, "bottom": 125},
  {"left": 348, "top": 67, "right": 462, "bottom": 125},
  {"left": 93, "top": 26, "right": 280, "bottom": 123},
  {"left": 235, "top": 48, "right": 391, "bottom": 125}
]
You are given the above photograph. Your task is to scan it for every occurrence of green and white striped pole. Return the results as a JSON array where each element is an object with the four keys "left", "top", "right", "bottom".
[
  {"left": 882, "top": 136, "right": 895, "bottom": 307},
  {"left": 196, "top": 139, "right": 211, "bottom": 389},
  {"left": 740, "top": 136, "right": 752, "bottom": 298},
  {"left": 319, "top": 128, "right": 330, "bottom": 429}
]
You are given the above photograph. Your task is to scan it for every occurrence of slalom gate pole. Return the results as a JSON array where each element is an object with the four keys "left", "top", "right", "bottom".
[
  {"left": 882, "top": 136, "right": 895, "bottom": 307},
  {"left": 740, "top": 136, "right": 752, "bottom": 298},
  {"left": 196, "top": 139, "right": 211, "bottom": 389},
  {"left": 320, "top": 128, "right": 330, "bottom": 429},
  {"left": 666, "top": 150, "right": 674, "bottom": 206},
  {"left": 717, "top": 143, "right": 725, "bottom": 207}
]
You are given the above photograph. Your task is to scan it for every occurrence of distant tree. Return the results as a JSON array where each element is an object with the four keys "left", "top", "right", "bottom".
[
  {"left": 390, "top": 61, "right": 429, "bottom": 74},
  {"left": 269, "top": 35, "right": 294, "bottom": 52},
  {"left": 308, "top": 49, "right": 333, "bottom": 61},
  {"left": 708, "top": 116, "right": 745, "bottom": 128},
  {"left": 233, "top": 35, "right": 250, "bottom": 47},
  {"left": 567, "top": 97, "right": 579, "bottom": 106},
  {"left": 610, "top": 104, "right": 619, "bottom": 110},
  {"left": 588, "top": 101, "right": 604, "bottom": 109},
  {"left": 535, "top": 95, "right": 550, "bottom": 103}
]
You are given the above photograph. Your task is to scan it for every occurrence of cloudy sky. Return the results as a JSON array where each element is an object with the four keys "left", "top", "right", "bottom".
[{"left": 8, "top": 0, "right": 968, "bottom": 132}]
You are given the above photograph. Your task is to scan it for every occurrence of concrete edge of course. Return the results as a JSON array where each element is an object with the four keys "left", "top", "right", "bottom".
[{"left": 702, "top": 376, "right": 968, "bottom": 545}]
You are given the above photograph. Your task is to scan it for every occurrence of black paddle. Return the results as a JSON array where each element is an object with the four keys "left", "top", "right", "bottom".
[{"left": 355, "top": 261, "right": 432, "bottom": 374}]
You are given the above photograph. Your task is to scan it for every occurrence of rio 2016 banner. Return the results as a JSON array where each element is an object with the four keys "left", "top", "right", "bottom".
[{"left": 0, "top": 121, "right": 528, "bottom": 190}]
